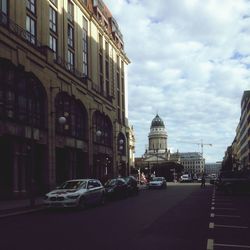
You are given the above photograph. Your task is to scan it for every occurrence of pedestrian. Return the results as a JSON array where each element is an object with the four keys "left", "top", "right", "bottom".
[{"left": 201, "top": 174, "right": 206, "bottom": 188}]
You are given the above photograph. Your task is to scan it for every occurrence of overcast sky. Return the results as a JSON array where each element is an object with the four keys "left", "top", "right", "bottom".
[{"left": 105, "top": 0, "right": 250, "bottom": 163}]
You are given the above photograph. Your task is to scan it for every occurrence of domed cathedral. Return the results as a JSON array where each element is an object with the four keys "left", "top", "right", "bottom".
[{"left": 142, "top": 114, "right": 171, "bottom": 163}]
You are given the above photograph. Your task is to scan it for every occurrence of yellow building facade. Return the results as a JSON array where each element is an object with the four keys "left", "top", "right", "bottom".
[{"left": 0, "top": 0, "right": 130, "bottom": 198}]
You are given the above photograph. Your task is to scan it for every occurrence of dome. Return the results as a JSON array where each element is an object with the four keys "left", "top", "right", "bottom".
[{"left": 150, "top": 114, "right": 165, "bottom": 128}]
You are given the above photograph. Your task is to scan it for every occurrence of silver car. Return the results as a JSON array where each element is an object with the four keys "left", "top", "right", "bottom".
[
  {"left": 148, "top": 177, "right": 167, "bottom": 189},
  {"left": 44, "top": 179, "right": 105, "bottom": 209}
]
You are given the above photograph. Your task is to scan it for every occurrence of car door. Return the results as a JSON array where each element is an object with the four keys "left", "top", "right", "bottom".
[
  {"left": 87, "top": 180, "right": 103, "bottom": 204},
  {"left": 86, "top": 180, "right": 97, "bottom": 204},
  {"left": 92, "top": 180, "right": 104, "bottom": 202}
]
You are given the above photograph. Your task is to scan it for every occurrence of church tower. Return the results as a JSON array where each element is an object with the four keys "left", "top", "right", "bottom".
[{"left": 148, "top": 114, "right": 168, "bottom": 153}]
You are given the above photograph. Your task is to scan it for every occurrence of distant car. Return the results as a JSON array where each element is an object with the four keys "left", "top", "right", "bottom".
[
  {"left": 44, "top": 179, "right": 106, "bottom": 209},
  {"left": 122, "top": 176, "right": 139, "bottom": 195},
  {"left": 104, "top": 178, "right": 128, "bottom": 199},
  {"left": 180, "top": 174, "right": 192, "bottom": 183},
  {"left": 149, "top": 177, "right": 167, "bottom": 189}
]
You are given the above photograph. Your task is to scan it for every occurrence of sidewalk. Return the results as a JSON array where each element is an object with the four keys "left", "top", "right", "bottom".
[{"left": 0, "top": 197, "right": 44, "bottom": 219}]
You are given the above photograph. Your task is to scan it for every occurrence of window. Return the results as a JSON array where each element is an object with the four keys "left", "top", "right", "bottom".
[
  {"left": 0, "top": 0, "right": 8, "bottom": 14},
  {"left": 67, "top": 50, "right": 74, "bottom": 70},
  {"left": 68, "top": 24, "right": 74, "bottom": 48},
  {"left": 49, "top": 0, "right": 57, "bottom": 6},
  {"left": 49, "top": 6, "right": 57, "bottom": 33},
  {"left": 26, "top": 15, "right": 36, "bottom": 44},
  {"left": 49, "top": 35, "right": 57, "bottom": 56},
  {"left": 82, "top": 17, "right": 88, "bottom": 76},
  {"left": 0, "top": 0, "right": 8, "bottom": 25},
  {"left": 26, "top": 0, "right": 36, "bottom": 14},
  {"left": 68, "top": 0, "right": 73, "bottom": 22}
]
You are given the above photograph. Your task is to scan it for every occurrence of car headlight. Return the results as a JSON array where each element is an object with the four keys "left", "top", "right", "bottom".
[{"left": 67, "top": 194, "right": 80, "bottom": 199}]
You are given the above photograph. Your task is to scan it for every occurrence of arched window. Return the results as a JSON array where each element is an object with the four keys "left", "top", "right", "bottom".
[
  {"left": 92, "top": 111, "right": 112, "bottom": 146},
  {"left": 55, "top": 92, "right": 87, "bottom": 139},
  {"left": 0, "top": 60, "right": 46, "bottom": 128}
]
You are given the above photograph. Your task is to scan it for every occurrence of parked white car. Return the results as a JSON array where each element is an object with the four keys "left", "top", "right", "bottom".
[
  {"left": 44, "top": 179, "right": 105, "bottom": 209},
  {"left": 148, "top": 177, "right": 167, "bottom": 189},
  {"left": 180, "top": 174, "right": 192, "bottom": 183}
]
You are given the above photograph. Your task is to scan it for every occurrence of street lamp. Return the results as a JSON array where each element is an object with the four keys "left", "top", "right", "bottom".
[
  {"left": 118, "top": 139, "right": 124, "bottom": 176},
  {"left": 93, "top": 129, "right": 102, "bottom": 178}
]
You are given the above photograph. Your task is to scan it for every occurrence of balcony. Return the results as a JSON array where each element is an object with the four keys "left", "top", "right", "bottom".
[{"left": 0, "top": 11, "right": 45, "bottom": 55}]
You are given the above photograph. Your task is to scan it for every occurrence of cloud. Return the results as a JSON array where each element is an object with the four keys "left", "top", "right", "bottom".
[{"left": 105, "top": 0, "right": 250, "bottom": 162}]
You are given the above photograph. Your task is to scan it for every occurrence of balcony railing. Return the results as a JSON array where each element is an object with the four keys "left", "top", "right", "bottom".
[
  {"left": 0, "top": 11, "right": 45, "bottom": 55},
  {"left": 54, "top": 56, "right": 88, "bottom": 83}
]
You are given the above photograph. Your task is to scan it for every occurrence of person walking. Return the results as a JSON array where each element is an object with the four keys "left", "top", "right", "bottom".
[{"left": 201, "top": 174, "right": 206, "bottom": 188}]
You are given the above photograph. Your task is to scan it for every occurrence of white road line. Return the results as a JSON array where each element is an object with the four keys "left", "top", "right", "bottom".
[
  {"left": 212, "top": 199, "right": 231, "bottom": 202},
  {"left": 214, "top": 214, "right": 240, "bottom": 218},
  {"left": 214, "top": 243, "right": 250, "bottom": 248},
  {"left": 208, "top": 222, "right": 247, "bottom": 229},
  {"left": 213, "top": 207, "right": 236, "bottom": 210},
  {"left": 207, "top": 239, "right": 214, "bottom": 250},
  {"left": 210, "top": 213, "right": 215, "bottom": 218},
  {"left": 209, "top": 222, "right": 214, "bottom": 228},
  {"left": 214, "top": 202, "right": 232, "bottom": 205},
  {"left": 214, "top": 224, "right": 248, "bottom": 229}
]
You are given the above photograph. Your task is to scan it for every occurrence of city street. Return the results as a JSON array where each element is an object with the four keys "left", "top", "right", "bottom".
[{"left": 0, "top": 183, "right": 250, "bottom": 250}]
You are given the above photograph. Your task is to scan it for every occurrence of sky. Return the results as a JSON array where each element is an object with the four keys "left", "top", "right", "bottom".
[{"left": 105, "top": 0, "right": 250, "bottom": 163}]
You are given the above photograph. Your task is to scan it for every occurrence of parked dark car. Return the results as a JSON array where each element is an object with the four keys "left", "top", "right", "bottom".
[
  {"left": 216, "top": 170, "right": 250, "bottom": 194},
  {"left": 104, "top": 178, "right": 128, "bottom": 199},
  {"left": 122, "top": 176, "right": 139, "bottom": 195}
]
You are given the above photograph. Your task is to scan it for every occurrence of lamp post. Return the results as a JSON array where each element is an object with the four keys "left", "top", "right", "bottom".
[
  {"left": 93, "top": 129, "right": 102, "bottom": 178},
  {"left": 118, "top": 139, "right": 124, "bottom": 176}
]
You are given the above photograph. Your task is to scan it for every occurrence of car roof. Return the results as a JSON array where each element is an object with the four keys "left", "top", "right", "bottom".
[{"left": 65, "top": 179, "right": 99, "bottom": 182}]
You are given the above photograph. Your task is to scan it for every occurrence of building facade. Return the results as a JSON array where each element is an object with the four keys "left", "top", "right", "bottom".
[
  {"left": 222, "top": 90, "right": 250, "bottom": 172},
  {"left": 236, "top": 90, "right": 250, "bottom": 170},
  {"left": 179, "top": 152, "right": 205, "bottom": 175},
  {"left": 205, "top": 162, "right": 221, "bottom": 175},
  {"left": 0, "top": 0, "right": 130, "bottom": 198}
]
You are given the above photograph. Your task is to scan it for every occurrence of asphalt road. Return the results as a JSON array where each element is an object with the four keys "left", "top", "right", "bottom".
[{"left": 1, "top": 183, "right": 249, "bottom": 250}]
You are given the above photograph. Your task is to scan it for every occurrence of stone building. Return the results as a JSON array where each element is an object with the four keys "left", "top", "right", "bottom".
[{"left": 0, "top": 0, "right": 130, "bottom": 198}]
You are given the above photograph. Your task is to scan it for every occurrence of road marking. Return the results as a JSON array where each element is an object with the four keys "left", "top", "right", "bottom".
[
  {"left": 212, "top": 207, "right": 236, "bottom": 211},
  {"left": 214, "top": 243, "right": 250, "bottom": 248},
  {"left": 209, "top": 222, "right": 247, "bottom": 229},
  {"left": 214, "top": 214, "right": 240, "bottom": 218},
  {"left": 214, "top": 201, "right": 233, "bottom": 205},
  {"left": 215, "top": 224, "right": 248, "bottom": 229},
  {"left": 209, "top": 222, "right": 214, "bottom": 228},
  {"left": 210, "top": 213, "right": 215, "bottom": 217},
  {"left": 207, "top": 239, "right": 214, "bottom": 250}
]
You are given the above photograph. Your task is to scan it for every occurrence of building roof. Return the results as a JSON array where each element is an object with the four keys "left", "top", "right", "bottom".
[{"left": 150, "top": 114, "right": 165, "bottom": 128}]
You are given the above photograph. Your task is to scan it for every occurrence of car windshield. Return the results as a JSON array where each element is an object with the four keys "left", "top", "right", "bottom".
[
  {"left": 58, "top": 180, "right": 87, "bottom": 190},
  {"left": 152, "top": 177, "right": 163, "bottom": 181}
]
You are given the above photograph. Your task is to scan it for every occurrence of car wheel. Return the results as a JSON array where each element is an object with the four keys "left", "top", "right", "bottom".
[{"left": 78, "top": 196, "right": 86, "bottom": 210}]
